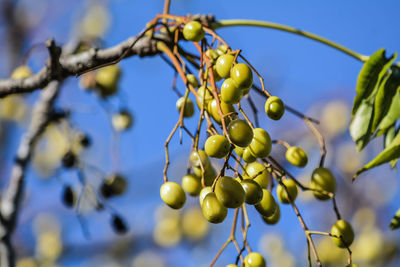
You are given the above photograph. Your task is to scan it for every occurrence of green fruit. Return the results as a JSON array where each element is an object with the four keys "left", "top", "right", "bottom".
[
  {"left": 199, "top": 186, "right": 212, "bottom": 206},
  {"left": 346, "top": 264, "right": 359, "bottom": 267},
  {"left": 230, "top": 63, "right": 253, "bottom": 92},
  {"left": 234, "top": 146, "right": 244, "bottom": 157},
  {"left": 208, "top": 99, "right": 236, "bottom": 125},
  {"left": 190, "top": 150, "right": 210, "bottom": 168},
  {"left": 311, "top": 167, "right": 336, "bottom": 200},
  {"left": 261, "top": 204, "right": 280, "bottom": 225},
  {"left": 245, "top": 162, "right": 270, "bottom": 188},
  {"left": 176, "top": 97, "right": 195, "bottom": 118},
  {"left": 181, "top": 174, "right": 202, "bottom": 196},
  {"left": 11, "top": 65, "right": 32, "bottom": 79},
  {"left": 242, "top": 147, "right": 257, "bottom": 163},
  {"left": 192, "top": 164, "right": 216, "bottom": 186},
  {"left": 95, "top": 64, "right": 121, "bottom": 97},
  {"left": 160, "top": 182, "right": 186, "bottom": 209},
  {"left": 241, "top": 179, "right": 263, "bottom": 205},
  {"left": 206, "top": 49, "right": 220, "bottom": 62},
  {"left": 186, "top": 74, "right": 200, "bottom": 88},
  {"left": 182, "top": 21, "right": 205, "bottom": 42},
  {"left": 248, "top": 128, "right": 271, "bottom": 158},
  {"left": 217, "top": 45, "right": 229, "bottom": 55},
  {"left": 285, "top": 146, "right": 308, "bottom": 167},
  {"left": 202, "top": 192, "right": 228, "bottom": 223},
  {"left": 226, "top": 265, "right": 239, "bottom": 267},
  {"left": 196, "top": 85, "right": 213, "bottom": 110},
  {"left": 244, "top": 252, "right": 266, "bottom": 267},
  {"left": 255, "top": 189, "right": 277, "bottom": 217},
  {"left": 330, "top": 220, "right": 355, "bottom": 248},
  {"left": 212, "top": 65, "right": 222, "bottom": 82},
  {"left": 215, "top": 54, "right": 235, "bottom": 78},
  {"left": 215, "top": 176, "right": 245, "bottom": 208},
  {"left": 265, "top": 96, "right": 285, "bottom": 120},
  {"left": 205, "top": 135, "right": 230, "bottom": 158},
  {"left": 227, "top": 119, "right": 253, "bottom": 147},
  {"left": 221, "top": 78, "right": 242, "bottom": 104},
  {"left": 276, "top": 179, "right": 298, "bottom": 204}
]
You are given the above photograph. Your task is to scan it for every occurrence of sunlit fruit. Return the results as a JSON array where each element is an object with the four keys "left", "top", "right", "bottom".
[
  {"left": 190, "top": 149, "right": 210, "bottom": 168},
  {"left": 192, "top": 164, "right": 216, "bottom": 186},
  {"left": 182, "top": 21, "right": 205, "bottom": 42},
  {"left": 186, "top": 74, "right": 200, "bottom": 88},
  {"left": 181, "top": 174, "right": 202, "bottom": 196},
  {"left": 310, "top": 167, "right": 336, "bottom": 200},
  {"left": 201, "top": 192, "right": 228, "bottom": 223},
  {"left": 248, "top": 128, "right": 271, "bottom": 158},
  {"left": 276, "top": 179, "right": 298, "bottom": 204},
  {"left": 227, "top": 119, "right": 253, "bottom": 147},
  {"left": 230, "top": 63, "right": 253, "bottom": 93},
  {"left": 176, "top": 96, "right": 195, "bottom": 118},
  {"left": 244, "top": 252, "right": 266, "bottom": 267},
  {"left": 205, "top": 135, "right": 230, "bottom": 158},
  {"left": 112, "top": 109, "right": 133, "bottom": 131},
  {"left": 255, "top": 189, "right": 277, "bottom": 217},
  {"left": 265, "top": 96, "right": 285, "bottom": 120},
  {"left": 261, "top": 204, "right": 280, "bottom": 225},
  {"left": 160, "top": 182, "right": 186, "bottom": 209},
  {"left": 285, "top": 146, "right": 308, "bottom": 167},
  {"left": 196, "top": 85, "right": 213, "bottom": 110},
  {"left": 330, "top": 220, "right": 355, "bottom": 248},
  {"left": 215, "top": 54, "right": 235, "bottom": 78},
  {"left": 215, "top": 176, "right": 245, "bottom": 208},
  {"left": 245, "top": 162, "right": 270, "bottom": 188},
  {"left": 242, "top": 147, "right": 257, "bottom": 163},
  {"left": 199, "top": 186, "right": 213, "bottom": 206},
  {"left": 241, "top": 179, "right": 263, "bottom": 205},
  {"left": 221, "top": 78, "right": 242, "bottom": 105},
  {"left": 208, "top": 99, "right": 236, "bottom": 125}
]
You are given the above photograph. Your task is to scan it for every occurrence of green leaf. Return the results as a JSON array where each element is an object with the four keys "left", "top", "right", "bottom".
[
  {"left": 384, "top": 124, "right": 399, "bottom": 168},
  {"left": 350, "top": 98, "right": 374, "bottom": 151},
  {"left": 390, "top": 208, "right": 400, "bottom": 230},
  {"left": 354, "top": 129, "right": 400, "bottom": 178},
  {"left": 377, "top": 90, "right": 400, "bottom": 134},
  {"left": 372, "top": 64, "right": 400, "bottom": 133},
  {"left": 352, "top": 49, "right": 393, "bottom": 115}
]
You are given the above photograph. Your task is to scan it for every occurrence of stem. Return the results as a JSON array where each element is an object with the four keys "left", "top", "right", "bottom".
[{"left": 211, "top": 19, "right": 368, "bottom": 62}]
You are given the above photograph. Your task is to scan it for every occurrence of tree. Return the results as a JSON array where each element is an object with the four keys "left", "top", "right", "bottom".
[{"left": 0, "top": 1, "right": 399, "bottom": 267}]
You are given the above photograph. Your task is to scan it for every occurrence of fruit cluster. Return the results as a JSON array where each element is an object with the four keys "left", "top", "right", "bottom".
[{"left": 156, "top": 19, "right": 355, "bottom": 266}]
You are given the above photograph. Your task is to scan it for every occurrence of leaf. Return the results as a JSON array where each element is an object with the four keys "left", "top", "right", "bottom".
[
  {"left": 390, "top": 208, "right": 400, "bottom": 230},
  {"left": 385, "top": 125, "right": 399, "bottom": 168},
  {"left": 349, "top": 98, "right": 374, "bottom": 151},
  {"left": 377, "top": 89, "right": 400, "bottom": 134},
  {"left": 372, "top": 64, "right": 400, "bottom": 133},
  {"left": 352, "top": 49, "right": 394, "bottom": 115},
  {"left": 354, "top": 129, "right": 400, "bottom": 178}
]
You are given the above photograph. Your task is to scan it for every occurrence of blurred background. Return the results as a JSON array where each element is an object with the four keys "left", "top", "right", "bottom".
[{"left": 0, "top": 0, "right": 400, "bottom": 266}]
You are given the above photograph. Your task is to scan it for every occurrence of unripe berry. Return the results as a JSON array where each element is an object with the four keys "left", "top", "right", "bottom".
[
  {"left": 176, "top": 97, "right": 195, "bottom": 118},
  {"left": 160, "top": 182, "right": 186, "bottom": 209},
  {"left": 248, "top": 128, "right": 271, "bottom": 158},
  {"left": 276, "top": 179, "right": 298, "bottom": 204},
  {"left": 230, "top": 63, "right": 253, "bottom": 93},
  {"left": 181, "top": 174, "right": 202, "bottom": 196},
  {"left": 244, "top": 252, "right": 266, "bottom": 267},
  {"left": 221, "top": 78, "right": 242, "bottom": 104},
  {"left": 227, "top": 119, "right": 253, "bottom": 147},
  {"left": 182, "top": 21, "right": 205, "bottom": 42},
  {"left": 255, "top": 189, "right": 277, "bottom": 217},
  {"left": 265, "top": 96, "right": 285, "bottom": 120},
  {"left": 215, "top": 54, "right": 235, "bottom": 78},
  {"left": 261, "top": 204, "right": 280, "bottom": 225},
  {"left": 330, "top": 220, "right": 355, "bottom": 248},
  {"left": 286, "top": 146, "right": 308, "bottom": 167},
  {"left": 311, "top": 167, "right": 336, "bottom": 200},
  {"left": 215, "top": 176, "right": 245, "bottom": 208},
  {"left": 245, "top": 162, "right": 270, "bottom": 188},
  {"left": 205, "top": 135, "right": 230, "bottom": 158},
  {"left": 201, "top": 192, "right": 228, "bottom": 223}
]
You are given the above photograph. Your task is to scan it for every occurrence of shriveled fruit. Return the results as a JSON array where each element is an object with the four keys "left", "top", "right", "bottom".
[
  {"left": 215, "top": 176, "right": 245, "bottom": 208},
  {"left": 244, "top": 252, "right": 266, "bottom": 267},
  {"left": 255, "top": 189, "right": 277, "bottom": 217},
  {"left": 221, "top": 78, "right": 242, "bottom": 104},
  {"left": 311, "top": 167, "right": 336, "bottom": 200},
  {"left": 227, "top": 119, "right": 253, "bottom": 147},
  {"left": 208, "top": 99, "right": 236, "bottom": 125},
  {"left": 241, "top": 179, "right": 263, "bottom": 205},
  {"left": 61, "top": 185, "right": 76, "bottom": 208},
  {"left": 199, "top": 186, "right": 212, "bottom": 206},
  {"left": 286, "top": 146, "right": 308, "bottom": 167},
  {"left": 215, "top": 54, "right": 235, "bottom": 78},
  {"left": 176, "top": 97, "right": 195, "bottom": 118},
  {"left": 201, "top": 192, "right": 228, "bottom": 223},
  {"left": 160, "top": 182, "right": 186, "bottom": 209},
  {"left": 330, "top": 220, "right": 355, "bottom": 248},
  {"left": 181, "top": 174, "right": 202, "bottom": 196},
  {"left": 245, "top": 162, "right": 270, "bottom": 188},
  {"left": 230, "top": 63, "right": 253, "bottom": 92},
  {"left": 265, "top": 96, "right": 285, "bottom": 120},
  {"left": 205, "top": 135, "right": 230, "bottom": 158},
  {"left": 261, "top": 204, "right": 280, "bottom": 225},
  {"left": 182, "top": 21, "right": 205, "bottom": 42},
  {"left": 248, "top": 128, "right": 271, "bottom": 158},
  {"left": 276, "top": 179, "right": 298, "bottom": 204},
  {"left": 111, "top": 214, "right": 128, "bottom": 235}
]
